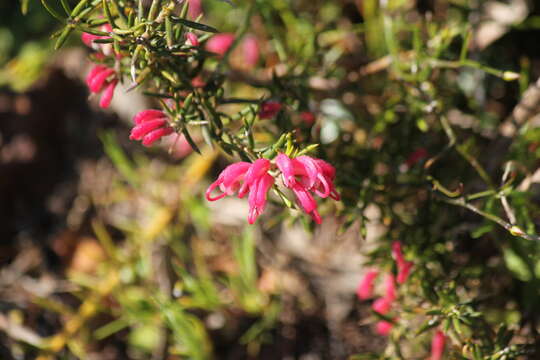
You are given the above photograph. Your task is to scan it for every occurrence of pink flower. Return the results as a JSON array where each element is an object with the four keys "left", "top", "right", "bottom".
[
  {"left": 372, "top": 297, "right": 391, "bottom": 314},
  {"left": 242, "top": 35, "right": 260, "bottom": 67},
  {"left": 292, "top": 183, "right": 322, "bottom": 224},
  {"left": 187, "top": 0, "right": 203, "bottom": 19},
  {"left": 356, "top": 269, "right": 378, "bottom": 300},
  {"left": 397, "top": 260, "right": 413, "bottom": 284},
  {"left": 247, "top": 173, "right": 275, "bottom": 224},
  {"left": 383, "top": 273, "right": 396, "bottom": 303},
  {"left": 430, "top": 330, "right": 446, "bottom": 360},
  {"left": 300, "top": 111, "right": 316, "bottom": 126},
  {"left": 238, "top": 159, "right": 272, "bottom": 198},
  {"left": 275, "top": 153, "right": 339, "bottom": 224},
  {"left": 191, "top": 76, "right": 205, "bottom": 88},
  {"left": 206, "top": 162, "right": 251, "bottom": 201},
  {"left": 392, "top": 241, "right": 413, "bottom": 284},
  {"left": 82, "top": 24, "right": 113, "bottom": 55},
  {"left": 186, "top": 32, "right": 199, "bottom": 46},
  {"left": 206, "top": 159, "right": 274, "bottom": 224},
  {"left": 206, "top": 33, "right": 235, "bottom": 56},
  {"left": 375, "top": 321, "right": 393, "bottom": 336},
  {"left": 85, "top": 64, "right": 118, "bottom": 108},
  {"left": 259, "top": 101, "right": 282, "bottom": 119},
  {"left": 129, "top": 109, "right": 174, "bottom": 147}
]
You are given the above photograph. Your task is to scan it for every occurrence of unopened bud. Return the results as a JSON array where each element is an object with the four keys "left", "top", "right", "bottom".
[
  {"left": 502, "top": 71, "right": 520, "bottom": 81},
  {"left": 509, "top": 225, "right": 525, "bottom": 237}
]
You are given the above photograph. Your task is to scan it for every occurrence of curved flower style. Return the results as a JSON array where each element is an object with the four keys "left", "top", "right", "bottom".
[
  {"left": 129, "top": 110, "right": 174, "bottom": 147},
  {"left": 206, "top": 159, "right": 274, "bottom": 224},
  {"left": 356, "top": 269, "right": 378, "bottom": 300},
  {"left": 85, "top": 65, "right": 118, "bottom": 108},
  {"left": 275, "top": 153, "right": 339, "bottom": 223},
  {"left": 247, "top": 173, "right": 275, "bottom": 224}
]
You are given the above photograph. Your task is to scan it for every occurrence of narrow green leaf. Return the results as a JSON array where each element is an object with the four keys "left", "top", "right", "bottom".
[
  {"left": 71, "top": 0, "right": 91, "bottom": 17},
  {"left": 170, "top": 17, "right": 219, "bottom": 33},
  {"left": 59, "top": 0, "right": 71, "bottom": 14},
  {"left": 40, "top": 0, "right": 66, "bottom": 22},
  {"left": 20, "top": 0, "right": 30, "bottom": 14},
  {"left": 181, "top": 128, "right": 201, "bottom": 154},
  {"left": 102, "top": 0, "right": 116, "bottom": 27},
  {"left": 55, "top": 26, "right": 74, "bottom": 49}
]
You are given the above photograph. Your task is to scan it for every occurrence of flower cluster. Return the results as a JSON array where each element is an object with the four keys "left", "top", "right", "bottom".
[
  {"left": 206, "top": 154, "right": 339, "bottom": 224},
  {"left": 129, "top": 110, "right": 174, "bottom": 147},
  {"left": 356, "top": 241, "right": 413, "bottom": 335},
  {"left": 392, "top": 241, "right": 414, "bottom": 284},
  {"left": 206, "top": 159, "right": 274, "bottom": 224},
  {"left": 85, "top": 65, "right": 118, "bottom": 109},
  {"left": 276, "top": 153, "right": 339, "bottom": 224},
  {"left": 82, "top": 26, "right": 119, "bottom": 109}
]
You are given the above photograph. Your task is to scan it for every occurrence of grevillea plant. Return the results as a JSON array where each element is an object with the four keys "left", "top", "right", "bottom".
[
  {"left": 42, "top": 0, "right": 341, "bottom": 224},
  {"left": 34, "top": 0, "right": 540, "bottom": 358}
]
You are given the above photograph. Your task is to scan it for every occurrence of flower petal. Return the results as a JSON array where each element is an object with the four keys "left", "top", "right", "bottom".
[
  {"left": 99, "top": 80, "right": 117, "bottom": 108},
  {"left": 142, "top": 127, "right": 174, "bottom": 146},
  {"left": 134, "top": 109, "right": 166, "bottom": 124},
  {"left": 130, "top": 118, "right": 168, "bottom": 140}
]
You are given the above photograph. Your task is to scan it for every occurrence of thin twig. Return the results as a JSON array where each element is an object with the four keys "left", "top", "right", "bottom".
[{"left": 435, "top": 194, "right": 540, "bottom": 242}]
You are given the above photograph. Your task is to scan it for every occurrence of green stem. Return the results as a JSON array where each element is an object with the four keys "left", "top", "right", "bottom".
[
  {"left": 40, "top": 0, "right": 65, "bottom": 22},
  {"left": 436, "top": 195, "right": 540, "bottom": 242}
]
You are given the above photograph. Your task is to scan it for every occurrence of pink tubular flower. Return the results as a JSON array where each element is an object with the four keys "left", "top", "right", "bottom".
[
  {"left": 384, "top": 273, "right": 396, "bottom": 303},
  {"left": 206, "top": 33, "right": 235, "bottom": 56},
  {"left": 375, "top": 321, "right": 393, "bottom": 336},
  {"left": 129, "top": 109, "right": 174, "bottom": 147},
  {"left": 86, "top": 65, "right": 118, "bottom": 109},
  {"left": 247, "top": 173, "right": 275, "bottom": 224},
  {"left": 392, "top": 241, "right": 413, "bottom": 284},
  {"left": 206, "top": 162, "right": 251, "bottom": 201},
  {"left": 292, "top": 183, "right": 322, "bottom": 224},
  {"left": 397, "top": 260, "right": 413, "bottom": 284},
  {"left": 356, "top": 269, "right": 378, "bottom": 300},
  {"left": 186, "top": 32, "right": 199, "bottom": 46},
  {"left": 187, "top": 0, "right": 203, "bottom": 19},
  {"left": 206, "top": 159, "right": 274, "bottom": 224},
  {"left": 372, "top": 297, "right": 391, "bottom": 314},
  {"left": 242, "top": 35, "right": 260, "bottom": 67},
  {"left": 275, "top": 153, "right": 339, "bottom": 224},
  {"left": 82, "top": 24, "right": 113, "bottom": 55},
  {"left": 259, "top": 101, "right": 282, "bottom": 119},
  {"left": 391, "top": 241, "right": 405, "bottom": 264},
  {"left": 430, "top": 330, "right": 446, "bottom": 360}
]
